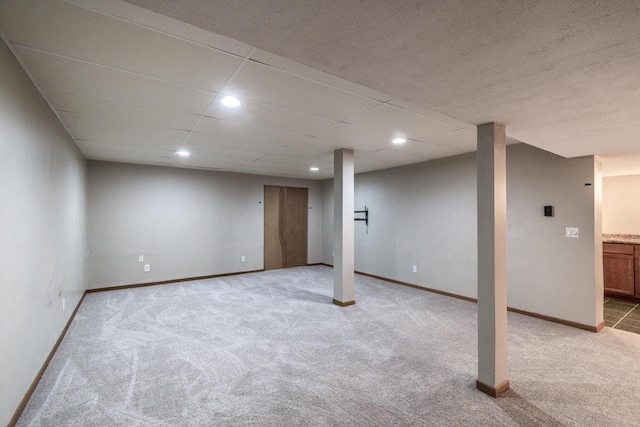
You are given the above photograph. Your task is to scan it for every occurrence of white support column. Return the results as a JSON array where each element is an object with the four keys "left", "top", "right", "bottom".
[
  {"left": 333, "top": 149, "right": 355, "bottom": 306},
  {"left": 476, "top": 122, "right": 509, "bottom": 397}
]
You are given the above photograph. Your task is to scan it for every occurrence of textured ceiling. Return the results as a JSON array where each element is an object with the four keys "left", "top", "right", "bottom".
[
  {"left": 0, "top": 0, "right": 505, "bottom": 180},
  {"left": 124, "top": 0, "right": 640, "bottom": 161},
  {"left": 3, "top": 0, "right": 639, "bottom": 178}
]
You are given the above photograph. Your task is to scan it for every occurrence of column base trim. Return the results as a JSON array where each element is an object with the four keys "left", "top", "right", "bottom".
[
  {"left": 476, "top": 379, "right": 510, "bottom": 397},
  {"left": 333, "top": 299, "right": 355, "bottom": 307}
]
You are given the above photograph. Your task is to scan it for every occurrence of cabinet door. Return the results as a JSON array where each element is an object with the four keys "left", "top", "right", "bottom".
[{"left": 603, "top": 253, "right": 635, "bottom": 296}]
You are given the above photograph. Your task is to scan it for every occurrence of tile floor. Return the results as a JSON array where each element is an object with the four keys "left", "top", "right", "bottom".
[{"left": 604, "top": 297, "right": 640, "bottom": 334}]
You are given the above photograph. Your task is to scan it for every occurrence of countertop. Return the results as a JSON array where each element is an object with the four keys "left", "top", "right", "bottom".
[{"left": 603, "top": 233, "right": 640, "bottom": 245}]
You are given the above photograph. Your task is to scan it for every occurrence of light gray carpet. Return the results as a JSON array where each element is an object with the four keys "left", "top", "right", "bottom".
[{"left": 17, "top": 266, "right": 640, "bottom": 426}]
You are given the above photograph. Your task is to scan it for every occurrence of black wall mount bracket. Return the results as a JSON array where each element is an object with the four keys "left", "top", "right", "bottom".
[{"left": 355, "top": 206, "right": 369, "bottom": 233}]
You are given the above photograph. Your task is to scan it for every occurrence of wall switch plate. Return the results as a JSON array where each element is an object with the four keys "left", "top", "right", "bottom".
[
  {"left": 412, "top": 265, "right": 417, "bottom": 273},
  {"left": 144, "top": 264, "right": 150, "bottom": 272},
  {"left": 138, "top": 255, "right": 144, "bottom": 262},
  {"left": 62, "top": 298, "right": 66, "bottom": 312},
  {"left": 544, "top": 206, "right": 553, "bottom": 217},
  {"left": 565, "top": 227, "right": 579, "bottom": 238},
  {"left": 241, "top": 256, "right": 246, "bottom": 262}
]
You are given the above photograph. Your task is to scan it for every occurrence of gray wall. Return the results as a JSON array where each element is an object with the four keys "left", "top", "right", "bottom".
[
  {"left": 603, "top": 175, "right": 640, "bottom": 234},
  {"left": 0, "top": 41, "right": 87, "bottom": 424},
  {"left": 322, "top": 143, "right": 603, "bottom": 327},
  {"left": 87, "top": 161, "right": 322, "bottom": 288}
]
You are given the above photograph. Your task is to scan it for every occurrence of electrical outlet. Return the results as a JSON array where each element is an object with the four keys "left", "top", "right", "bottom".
[
  {"left": 565, "top": 227, "right": 579, "bottom": 238},
  {"left": 138, "top": 255, "right": 144, "bottom": 262},
  {"left": 241, "top": 256, "right": 246, "bottom": 262},
  {"left": 412, "top": 265, "right": 417, "bottom": 273},
  {"left": 144, "top": 264, "right": 150, "bottom": 272},
  {"left": 62, "top": 298, "right": 66, "bottom": 312}
]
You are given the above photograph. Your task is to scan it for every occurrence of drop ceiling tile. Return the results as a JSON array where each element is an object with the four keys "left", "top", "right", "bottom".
[
  {"left": 167, "top": 156, "right": 247, "bottom": 170},
  {"left": 59, "top": 111, "right": 188, "bottom": 143},
  {"left": 43, "top": 88, "right": 199, "bottom": 131},
  {"left": 15, "top": 47, "right": 215, "bottom": 115},
  {"left": 194, "top": 116, "right": 302, "bottom": 146},
  {"left": 388, "top": 98, "right": 473, "bottom": 129},
  {"left": 85, "top": 153, "right": 169, "bottom": 167},
  {"left": 387, "top": 140, "right": 462, "bottom": 160},
  {"left": 67, "top": 0, "right": 253, "bottom": 57},
  {"left": 288, "top": 136, "right": 355, "bottom": 152},
  {"left": 346, "top": 104, "right": 457, "bottom": 142},
  {"left": 179, "top": 144, "right": 266, "bottom": 162},
  {"left": 234, "top": 163, "right": 332, "bottom": 180},
  {"left": 356, "top": 150, "right": 426, "bottom": 168},
  {"left": 81, "top": 147, "right": 172, "bottom": 164},
  {"left": 256, "top": 154, "right": 332, "bottom": 170},
  {"left": 77, "top": 140, "right": 174, "bottom": 157},
  {"left": 315, "top": 123, "right": 393, "bottom": 151},
  {"left": 251, "top": 50, "right": 394, "bottom": 102},
  {"left": 71, "top": 129, "right": 179, "bottom": 150},
  {"left": 226, "top": 61, "right": 379, "bottom": 121},
  {"left": 263, "top": 147, "right": 333, "bottom": 163},
  {"left": 228, "top": 163, "right": 291, "bottom": 176},
  {"left": 0, "top": 0, "right": 241, "bottom": 91},
  {"left": 185, "top": 132, "right": 283, "bottom": 154},
  {"left": 422, "top": 128, "right": 478, "bottom": 153},
  {"left": 204, "top": 100, "right": 334, "bottom": 135}
]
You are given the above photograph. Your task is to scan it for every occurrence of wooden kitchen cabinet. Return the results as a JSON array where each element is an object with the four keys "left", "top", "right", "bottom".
[{"left": 603, "top": 243, "right": 640, "bottom": 297}]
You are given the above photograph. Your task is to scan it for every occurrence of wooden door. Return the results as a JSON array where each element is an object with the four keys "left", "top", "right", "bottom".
[
  {"left": 264, "top": 186, "right": 308, "bottom": 270},
  {"left": 264, "top": 186, "right": 286, "bottom": 270},
  {"left": 285, "top": 187, "right": 308, "bottom": 267}
]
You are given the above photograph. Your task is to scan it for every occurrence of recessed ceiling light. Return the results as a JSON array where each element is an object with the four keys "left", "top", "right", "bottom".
[
  {"left": 310, "top": 167, "right": 320, "bottom": 171},
  {"left": 175, "top": 150, "right": 190, "bottom": 157},
  {"left": 220, "top": 95, "right": 241, "bottom": 108},
  {"left": 392, "top": 136, "right": 407, "bottom": 144}
]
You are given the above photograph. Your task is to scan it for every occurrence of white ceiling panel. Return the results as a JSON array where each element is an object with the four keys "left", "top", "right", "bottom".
[
  {"left": 204, "top": 99, "right": 334, "bottom": 136},
  {"left": 288, "top": 136, "right": 355, "bottom": 153},
  {"left": 15, "top": 47, "right": 215, "bottom": 115},
  {"left": 71, "top": 129, "right": 180, "bottom": 150},
  {"left": 386, "top": 140, "right": 462, "bottom": 160},
  {"left": 1, "top": 0, "right": 541, "bottom": 178},
  {"left": 59, "top": 112, "right": 188, "bottom": 144},
  {"left": 423, "top": 128, "right": 478, "bottom": 153},
  {"left": 86, "top": 154, "right": 170, "bottom": 167},
  {"left": 43, "top": 87, "right": 199, "bottom": 131},
  {"left": 77, "top": 139, "right": 174, "bottom": 156},
  {"left": 356, "top": 150, "right": 428, "bottom": 169},
  {"left": 250, "top": 50, "right": 394, "bottom": 103},
  {"left": 226, "top": 61, "right": 380, "bottom": 121},
  {"left": 256, "top": 154, "right": 332, "bottom": 169},
  {"left": 184, "top": 132, "right": 283, "bottom": 155},
  {"left": 269, "top": 147, "right": 334, "bottom": 163},
  {"left": 347, "top": 104, "right": 458, "bottom": 143},
  {"left": 167, "top": 155, "right": 248, "bottom": 169},
  {"left": 315, "top": 122, "right": 396, "bottom": 152},
  {"left": 389, "top": 98, "right": 473, "bottom": 130},
  {"left": 237, "top": 163, "right": 333, "bottom": 179},
  {"left": 0, "top": 0, "right": 241, "bottom": 91},
  {"left": 177, "top": 144, "right": 267, "bottom": 162},
  {"left": 193, "top": 116, "right": 302, "bottom": 147}
]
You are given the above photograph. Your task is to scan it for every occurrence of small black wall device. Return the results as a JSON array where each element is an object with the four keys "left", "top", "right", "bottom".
[{"left": 544, "top": 206, "right": 554, "bottom": 217}]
